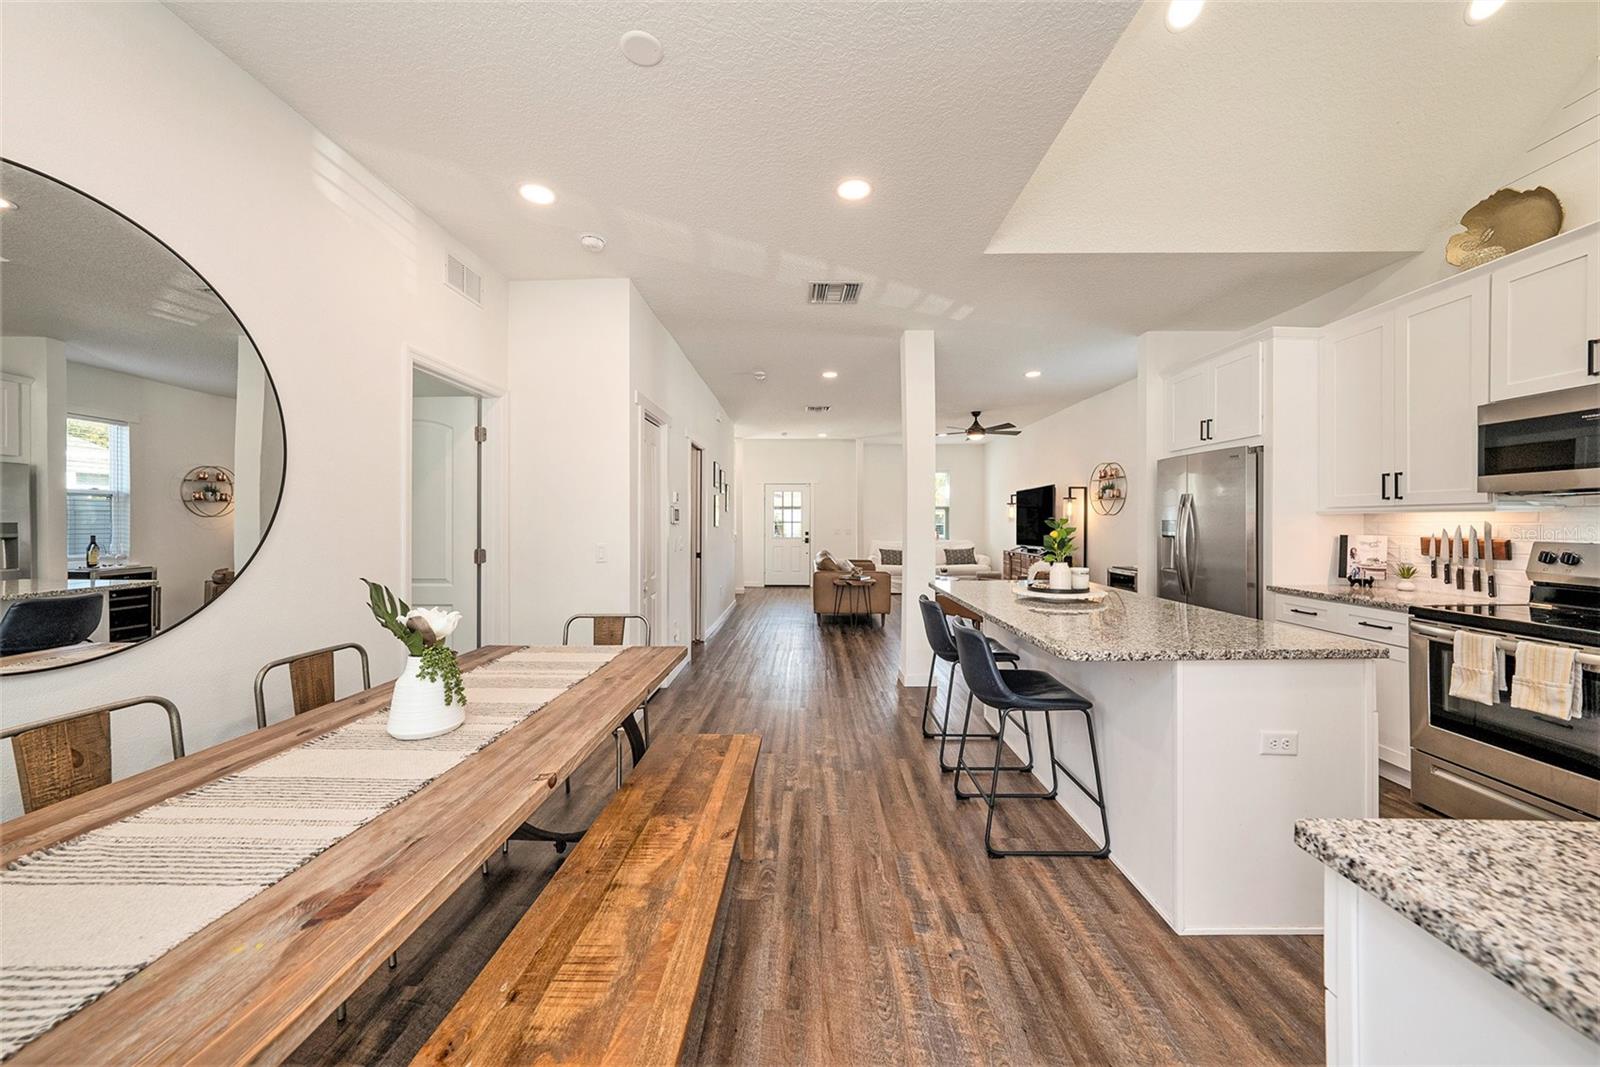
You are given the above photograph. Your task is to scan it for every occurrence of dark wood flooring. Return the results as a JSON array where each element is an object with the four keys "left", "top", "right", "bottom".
[{"left": 291, "top": 588, "right": 1430, "bottom": 1065}]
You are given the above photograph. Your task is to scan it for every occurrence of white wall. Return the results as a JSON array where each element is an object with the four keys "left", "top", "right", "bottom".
[
  {"left": 736, "top": 438, "right": 858, "bottom": 587},
  {"left": 861, "top": 442, "right": 989, "bottom": 554},
  {"left": 64, "top": 361, "right": 237, "bottom": 625},
  {"left": 983, "top": 378, "right": 1145, "bottom": 585},
  {"left": 0, "top": 2, "right": 508, "bottom": 818}
]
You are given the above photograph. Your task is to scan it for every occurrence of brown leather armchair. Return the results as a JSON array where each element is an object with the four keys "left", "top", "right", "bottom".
[{"left": 811, "top": 550, "right": 891, "bottom": 624}]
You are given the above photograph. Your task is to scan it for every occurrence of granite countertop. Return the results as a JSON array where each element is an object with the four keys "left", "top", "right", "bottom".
[
  {"left": 1296, "top": 818, "right": 1600, "bottom": 1043},
  {"left": 932, "top": 578, "right": 1385, "bottom": 662},
  {"left": 0, "top": 577, "right": 159, "bottom": 604},
  {"left": 1270, "top": 583, "right": 1503, "bottom": 610}
]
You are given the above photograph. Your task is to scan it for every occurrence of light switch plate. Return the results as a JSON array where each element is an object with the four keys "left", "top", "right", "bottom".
[{"left": 1260, "top": 731, "right": 1299, "bottom": 756}]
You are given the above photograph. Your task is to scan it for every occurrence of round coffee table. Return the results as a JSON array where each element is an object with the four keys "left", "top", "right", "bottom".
[{"left": 831, "top": 575, "right": 874, "bottom": 623}]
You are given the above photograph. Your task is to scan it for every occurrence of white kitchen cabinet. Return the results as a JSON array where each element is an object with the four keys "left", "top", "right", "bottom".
[
  {"left": 0, "top": 376, "right": 26, "bottom": 460},
  {"left": 1390, "top": 274, "right": 1490, "bottom": 508},
  {"left": 1166, "top": 364, "right": 1212, "bottom": 451},
  {"left": 1163, "top": 340, "right": 1262, "bottom": 452},
  {"left": 1209, "top": 340, "right": 1264, "bottom": 443},
  {"left": 1488, "top": 228, "right": 1600, "bottom": 401},
  {"left": 1318, "top": 312, "right": 1392, "bottom": 509}
]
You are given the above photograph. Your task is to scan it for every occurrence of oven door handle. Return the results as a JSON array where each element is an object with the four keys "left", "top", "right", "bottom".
[{"left": 1410, "top": 621, "right": 1600, "bottom": 669}]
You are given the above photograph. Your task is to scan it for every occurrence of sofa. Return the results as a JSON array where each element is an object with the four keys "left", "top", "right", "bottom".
[
  {"left": 811, "top": 550, "right": 891, "bottom": 624},
  {"left": 868, "top": 540, "right": 995, "bottom": 594}
]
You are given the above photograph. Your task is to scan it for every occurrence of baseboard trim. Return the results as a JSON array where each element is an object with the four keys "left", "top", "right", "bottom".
[
  {"left": 1378, "top": 759, "right": 1412, "bottom": 790},
  {"left": 705, "top": 600, "right": 736, "bottom": 641}
]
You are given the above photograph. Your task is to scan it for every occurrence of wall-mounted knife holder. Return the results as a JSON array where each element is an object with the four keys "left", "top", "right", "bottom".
[{"left": 1417, "top": 536, "right": 1511, "bottom": 560}]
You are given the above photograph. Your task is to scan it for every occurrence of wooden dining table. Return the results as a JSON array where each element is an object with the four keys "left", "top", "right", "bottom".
[{"left": 0, "top": 643, "right": 685, "bottom": 1066}]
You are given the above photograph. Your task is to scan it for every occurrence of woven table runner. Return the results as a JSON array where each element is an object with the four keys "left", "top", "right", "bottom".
[{"left": 0, "top": 645, "right": 621, "bottom": 1059}]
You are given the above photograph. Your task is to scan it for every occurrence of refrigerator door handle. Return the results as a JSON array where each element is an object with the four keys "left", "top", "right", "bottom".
[
  {"left": 1176, "top": 492, "right": 1194, "bottom": 596},
  {"left": 1182, "top": 491, "right": 1200, "bottom": 594}
]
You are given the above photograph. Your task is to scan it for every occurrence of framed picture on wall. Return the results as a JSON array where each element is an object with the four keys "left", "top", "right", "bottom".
[{"left": 711, "top": 461, "right": 721, "bottom": 490}]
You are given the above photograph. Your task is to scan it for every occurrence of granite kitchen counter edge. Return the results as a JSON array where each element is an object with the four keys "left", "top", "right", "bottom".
[
  {"left": 1295, "top": 818, "right": 1600, "bottom": 1043},
  {"left": 1269, "top": 583, "right": 1501, "bottom": 609},
  {"left": 0, "top": 578, "right": 159, "bottom": 604},
  {"left": 932, "top": 579, "right": 1386, "bottom": 662}
]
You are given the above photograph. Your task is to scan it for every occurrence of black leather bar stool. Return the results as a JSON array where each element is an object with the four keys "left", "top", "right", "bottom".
[
  {"left": 949, "top": 619, "right": 1110, "bottom": 859},
  {"left": 915, "top": 595, "right": 1033, "bottom": 774}
]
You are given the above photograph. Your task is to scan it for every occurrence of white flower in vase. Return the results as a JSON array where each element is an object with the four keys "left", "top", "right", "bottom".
[{"left": 403, "top": 606, "right": 462, "bottom": 647}]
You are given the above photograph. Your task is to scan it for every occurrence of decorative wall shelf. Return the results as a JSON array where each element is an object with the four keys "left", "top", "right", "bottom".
[
  {"left": 1091, "top": 461, "right": 1127, "bottom": 517},
  {"left": 180, "top": 465, "right": 235, "bottom": 518}
]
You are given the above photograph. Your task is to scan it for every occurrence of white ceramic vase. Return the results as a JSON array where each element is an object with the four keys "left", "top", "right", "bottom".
[
  {"left": 1048, "top": 562, "right": 1072, "bottom": 590},
  {"left": 386, "top": 656, "right": 464, "bottom": 740},
  {"left": 1396, "top": 580, "right": 1417, "bottom": 592}
]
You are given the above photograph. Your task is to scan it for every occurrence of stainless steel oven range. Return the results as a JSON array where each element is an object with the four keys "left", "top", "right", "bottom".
[{"left": 1409, "top": 541, "right": 1599, "bottom": 821}]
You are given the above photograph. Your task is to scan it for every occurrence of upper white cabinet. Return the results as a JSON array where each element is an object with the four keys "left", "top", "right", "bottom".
[
  {"left": 1488, "top": 229, "right": 1600, "bottom": 401},
  {"left": 1391, "top": 275, "right": 1490, "bottom": 507},
  {"left": 0, "top": 376, "right": 25, "bottom": 460},
  {"left": 1164, "top": 340, "right": 1262, "bottom": 452},
  {"left": 1319, "top": 311, "right": 1393, "bottom": 509}
]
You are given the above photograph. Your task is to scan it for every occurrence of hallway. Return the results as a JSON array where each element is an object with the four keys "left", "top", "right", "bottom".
[{"left": 293, "top": 589, "right": 1325, "bottom": 1065}]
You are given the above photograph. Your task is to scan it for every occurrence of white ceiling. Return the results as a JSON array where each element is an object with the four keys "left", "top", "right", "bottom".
[
  {"left": 0, "top": 161, "right": 252, "bottom": 397},
  {"left": 164, "top": 1, "right": 1596, "bottom": 438},
  {"left": 993, "top": 0, "right": 1599, "bottom": 255}
]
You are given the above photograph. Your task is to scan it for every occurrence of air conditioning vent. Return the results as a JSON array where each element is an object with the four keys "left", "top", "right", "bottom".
[
  {"left": 445, "top": 254, "right": 483, "bottom": 305},
  {"left": 808, "top": 281, "right": 861, "bottom": 305},
  {"left": 805, "top": 405, "right": 831, "bottom": 413}
]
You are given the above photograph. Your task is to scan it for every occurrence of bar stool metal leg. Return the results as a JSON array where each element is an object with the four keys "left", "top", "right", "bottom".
[
  {"left": 974, "top": 707, "right": 1110, "bottom": 859},
  {"left": 941, "top": 690, "right": 1034, "bottom": 776}
]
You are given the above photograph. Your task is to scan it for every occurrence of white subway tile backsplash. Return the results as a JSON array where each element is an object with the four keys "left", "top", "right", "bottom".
[{"left": 1354, "top": 508, "right": 1599, "bottom": 603}]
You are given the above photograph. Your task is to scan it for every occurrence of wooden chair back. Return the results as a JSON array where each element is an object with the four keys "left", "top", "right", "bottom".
[
  {"left": 254, "top": 643, "right": 371, "bottom": 729},
  {"left": 2, "top": 697, "right": 184, "bottom": 813},
  {"left": 562, "top": 614, "right": 651, "bottom": 647}
]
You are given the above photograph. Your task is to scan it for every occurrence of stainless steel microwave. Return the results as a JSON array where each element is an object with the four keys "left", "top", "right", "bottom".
[{"left": 1478, "top": 384, "right": 1600, "bottom": 496}]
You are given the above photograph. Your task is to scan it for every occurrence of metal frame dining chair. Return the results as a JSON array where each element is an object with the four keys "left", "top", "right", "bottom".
[
  {"left": 253, "top": 642, "right": 371, "bottom": 729},
  {"left": 916, "top": 595, "right": 1034, "bottom": 774},
  {"left": 1, "top": 697, "right": 184, "bottom": 813}
]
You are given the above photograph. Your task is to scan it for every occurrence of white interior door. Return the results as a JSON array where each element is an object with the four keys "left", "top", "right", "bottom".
[
  {"left": 639, "top": 413, "right": 663, "bottom": 641},
  {"left": 764, "top": 483, "right": 811, "bottom": 586},
  {"left": 690, "top": 444, "right": 703, "bottom": 642},
  {"left": 411, "top": 393, "right": 479, "bottom": 650}
]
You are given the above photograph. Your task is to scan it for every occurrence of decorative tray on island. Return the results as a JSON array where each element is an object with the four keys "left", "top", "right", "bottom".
[{"left": 1013, "top": 581, "right": 1106, "bottom": 604}]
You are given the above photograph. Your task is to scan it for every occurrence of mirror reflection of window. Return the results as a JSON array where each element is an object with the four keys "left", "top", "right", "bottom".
[
  {"left": 0, "top": 160, "right": 286, "bottom": 674},
  {"left": 934, "top": 471, "right": 950, "bottom": 538},
  {"left": 65, "top": 416, "right": 130, "bottom": 561}
]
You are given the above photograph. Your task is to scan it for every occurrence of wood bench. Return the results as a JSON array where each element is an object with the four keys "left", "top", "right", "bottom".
[{"left": 414, "top": 732, "right": 761, "bottom": 1066}]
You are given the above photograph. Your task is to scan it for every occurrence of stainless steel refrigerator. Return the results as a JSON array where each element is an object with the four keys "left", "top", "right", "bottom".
[{"left": 1156, "top": 445, "right": 1262, "bottom": 618}]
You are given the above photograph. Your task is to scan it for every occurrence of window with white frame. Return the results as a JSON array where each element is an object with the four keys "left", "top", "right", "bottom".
[
  {"left": 770, "top": 489, "right": 804, "bottom": 539},
  {"left": 934, "top": 470, "right": 951, "bottom": 539},
  {"left": 65, "top": 415, "right": 131, "bottom": 560}
]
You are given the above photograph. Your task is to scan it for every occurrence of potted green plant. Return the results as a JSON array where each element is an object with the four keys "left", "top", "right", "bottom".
[
  {"left": 361, "top": 579, "right": 466, "bottom": 740},
  {"left": 1395, "top": 562, "right": 1418, "bottom": 592},
  {"left": 1042, "top": 516, "right": 1077, "bottom": 590}
]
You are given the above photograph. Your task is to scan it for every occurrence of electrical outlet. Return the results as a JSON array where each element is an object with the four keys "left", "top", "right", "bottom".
[{"left": 1260, "top": 731, "right": 1299, "bottom": 756}]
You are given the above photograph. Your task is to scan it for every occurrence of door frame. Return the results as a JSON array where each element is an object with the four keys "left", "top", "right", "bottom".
[
  {"left": 762, "top": 481, "right": 813, "bottom": 586},
  {"left": 401, "top": 348, "right": 508, "bottom": 648},
  {"left": 689, "top": 441, "right": 704, "bottom": 644}
]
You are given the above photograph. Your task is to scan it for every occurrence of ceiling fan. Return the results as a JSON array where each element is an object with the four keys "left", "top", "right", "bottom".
[{"left": 939, "top": 411, "right": 1020, "bottom": 441}]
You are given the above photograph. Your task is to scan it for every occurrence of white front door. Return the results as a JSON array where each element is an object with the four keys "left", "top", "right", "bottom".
[
  {"left": 639, "top": 413, "right": 663, "bottom": 641},
  {"left": 411, "top": 394, "right": 479, "bottom": 650},
  {"left": 764, "top": 483, "right": 811, "bottom": 586}
]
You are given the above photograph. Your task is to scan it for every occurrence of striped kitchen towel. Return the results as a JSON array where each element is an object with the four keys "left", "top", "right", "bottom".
[{"left": 1510, "top": 641, "right": 1582, "bottom": 721}]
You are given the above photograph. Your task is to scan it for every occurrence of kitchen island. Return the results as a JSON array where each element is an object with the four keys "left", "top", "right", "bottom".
[
  {"left": 931, "top": 577, "right": 1385, "bottom": 935},
  {"left": 1298, "top": 818, "right": 1599, "bottom": 1065}
]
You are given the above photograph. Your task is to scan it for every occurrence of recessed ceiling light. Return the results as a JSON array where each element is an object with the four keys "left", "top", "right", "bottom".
[
  {"left": 1465, "top": 0, "right": 1505, "bottom": 23},
  {"left": 836, "top": 178, "right": 872, "bottom": 202},
  {"left": 0, "top": 197, "right": 15, "bottom": 213},
  {"left": 821, "top": 370, "right": 839, "bottom": 379},
  {"left": 1025, "top": 370, "right": 1042, "bottom": 379},
  {"left": 620, "top": 30, "right": 664, "bottom": 67},
  {"left": 1166, "top": 0, "right": 1205, "bottom": 31},
  {"left": 518, "top": 183, "right": 556, "bottom": 205},
  {"left": 578, "top": 233, "right": 607, "bottom": 252}
]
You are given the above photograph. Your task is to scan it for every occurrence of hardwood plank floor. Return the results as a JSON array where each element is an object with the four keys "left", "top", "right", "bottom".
[{"left": 291, "top": 589, "right": 1428, "bottom": 1065}]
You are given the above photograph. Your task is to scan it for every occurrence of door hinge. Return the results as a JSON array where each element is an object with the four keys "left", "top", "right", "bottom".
[
  {"left": 473, "top": 548, "right": 487, "bottom": 565},
  {"left": 474, "top": 425, "right": 487, "bottom": 443}
]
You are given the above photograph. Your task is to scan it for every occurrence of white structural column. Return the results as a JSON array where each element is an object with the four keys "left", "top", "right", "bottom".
[{"left": 899, "top": 330, "right": 937, "bottom": 686}]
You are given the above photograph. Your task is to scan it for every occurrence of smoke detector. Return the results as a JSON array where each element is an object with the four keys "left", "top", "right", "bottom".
[
  {"left": 808, "top": 281, "right": 862, "bottom": 305},
  {"left": 752, "top": 370, "right": 768, "bottom": 382},
  {"left": 578, "top": 233, "right": 606, "bottom": 253}
]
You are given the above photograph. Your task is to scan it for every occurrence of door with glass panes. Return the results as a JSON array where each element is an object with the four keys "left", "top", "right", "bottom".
[{"left": 763, "top": 483, "right": 810, "bottom": 585}]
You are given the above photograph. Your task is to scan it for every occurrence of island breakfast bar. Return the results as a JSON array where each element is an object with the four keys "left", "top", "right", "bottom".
[{"left": 932, "top": 578, "right": 1384, "bottom": 936}]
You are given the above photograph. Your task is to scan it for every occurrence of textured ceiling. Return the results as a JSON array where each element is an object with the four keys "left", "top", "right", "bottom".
[
  {"left": 0, "top": 161, "right": 253, "bottom": 397},
  {"left": 163, "top": 1, "right": 1592, "bottom": 437},
  {"left": 993, "top": 0, "right": 1600, "bottom": 254}
]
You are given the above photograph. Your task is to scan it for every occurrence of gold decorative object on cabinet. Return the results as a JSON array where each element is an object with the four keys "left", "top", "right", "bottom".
[{"left": 1445, "top": 186, "right": 1563, "bottom": 269}]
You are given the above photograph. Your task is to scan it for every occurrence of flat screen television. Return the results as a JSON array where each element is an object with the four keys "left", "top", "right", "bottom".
[{"left": 1014, "top": 484, "right": 1055, "bottom": 548}]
